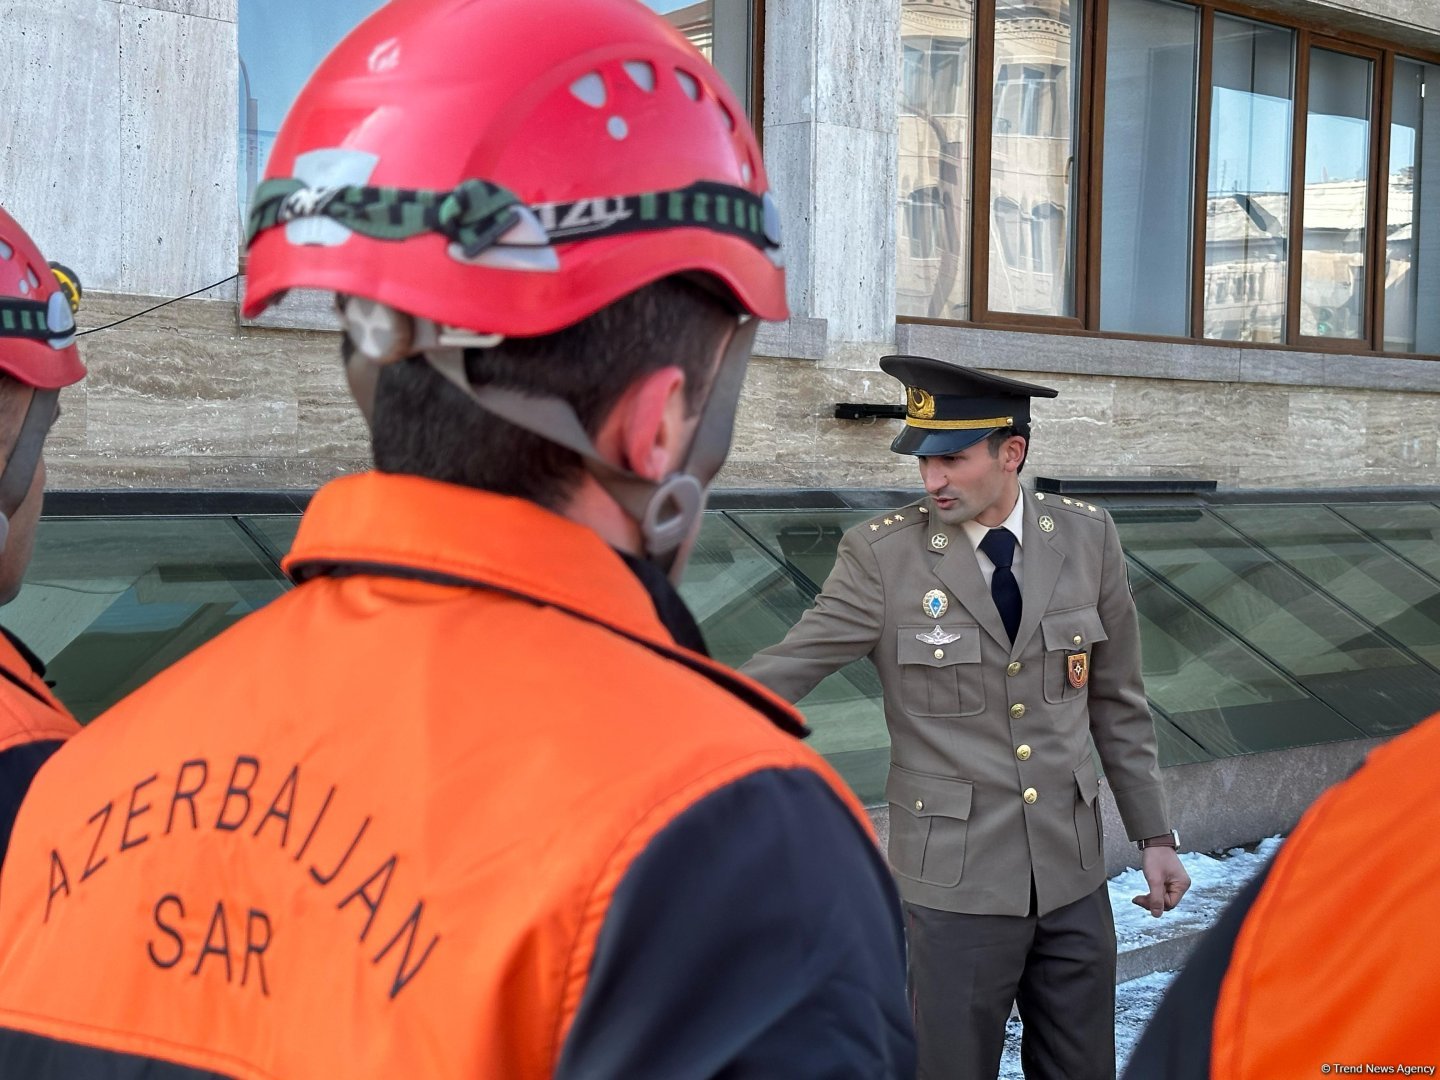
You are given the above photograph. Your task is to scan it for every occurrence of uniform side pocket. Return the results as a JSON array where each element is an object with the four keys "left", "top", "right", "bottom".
[
  {"left": 1073, "top": 755, "right": 1102, "bottom": 871},
  {"left": 896, "top": 625, "right": 984, "bottom": 717},
  {"left": 885, "top": 764, "right": 974, "bottom": 888}
]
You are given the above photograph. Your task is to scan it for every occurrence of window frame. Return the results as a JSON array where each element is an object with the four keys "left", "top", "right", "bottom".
[{"left": 900, "top": 0, "right": 1440, "bottom": 360}]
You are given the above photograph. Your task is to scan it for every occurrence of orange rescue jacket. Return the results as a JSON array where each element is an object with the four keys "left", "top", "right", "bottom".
[{"left": 0, "top": 472, "right": 872, "bottom": 1079}]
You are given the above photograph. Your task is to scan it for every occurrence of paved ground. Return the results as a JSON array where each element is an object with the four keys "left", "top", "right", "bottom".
[{"left": 997, "top": 839, "right": 1283, "bottom": 1078}]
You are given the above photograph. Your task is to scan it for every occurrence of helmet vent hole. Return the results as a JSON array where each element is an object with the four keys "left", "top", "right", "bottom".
[
  {"left": 0, "top": 241, "right": 11, "bottom": 260},
  {"left": 17, "top": 278, "right": 28, "bottom": 296},
  {"left": 26, "top": 268, "right": 40, "bottom": 289},
  {"left": 675, "top": 69, "right": 700, "bottom": 101},
  {"left": 570, "top": 73, "right": 607, "bottom": 108},
  {"left": 719, "top": 101, "right": 736, "bottom": 131},
  {"left": 741, "top": 161, "right": 753, "bottom": 184},
  {"left": 607, "top": 115, "right": 629, "bottom": 140},
  {"left": 624, "top": 61, "right": 656, "bottom": 92}
]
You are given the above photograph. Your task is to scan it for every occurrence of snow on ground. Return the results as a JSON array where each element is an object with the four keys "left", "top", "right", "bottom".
[{"left": 996, "top": 837, "right": 1286, "bottom": 1078}]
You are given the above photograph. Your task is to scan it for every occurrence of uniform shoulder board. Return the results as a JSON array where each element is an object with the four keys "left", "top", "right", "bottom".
[
  {"left": 1032, "top": 490, "right": 1105, "bottom": 518},
  {"left": 857, "top": 502, "right": 927, "bottom": 540}
]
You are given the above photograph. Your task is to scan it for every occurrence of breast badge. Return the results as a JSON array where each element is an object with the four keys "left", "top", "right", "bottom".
[
  {"left": 923, "top": 589, "right": 949, "bottom": 619},
  {"left": 1067, "top": 651, "right": 1089, "bottom": 689},
  {"left": 916, "top": 625, "right": 961, "bottom": 645}
]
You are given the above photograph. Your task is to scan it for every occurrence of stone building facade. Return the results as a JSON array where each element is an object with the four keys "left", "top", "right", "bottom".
[{"left": 2, "top": 0, "right": 1437, "bottom": 494}]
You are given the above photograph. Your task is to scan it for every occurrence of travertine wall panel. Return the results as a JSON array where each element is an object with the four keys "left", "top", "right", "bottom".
[
  {"left": 118, "top": 5, "right": 238, "bottom": 297},
  {"left": 0, "top": 0, "right": 125, "bottom": 288},
  {"left": 46, "top": 294, "right": 1440, "bottom": 493},
  {"left": 1, "top": 0, "right": 237, "bottom": 298}
]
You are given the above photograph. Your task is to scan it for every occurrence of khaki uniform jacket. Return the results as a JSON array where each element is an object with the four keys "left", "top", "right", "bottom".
[{"left": 741, "top": 487, "right": 1171, "bottom": 917}]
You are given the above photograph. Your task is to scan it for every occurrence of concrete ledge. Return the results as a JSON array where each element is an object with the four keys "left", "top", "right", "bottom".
[{"left": 895, "top": 322, "right": 1440, "bottom": 393}]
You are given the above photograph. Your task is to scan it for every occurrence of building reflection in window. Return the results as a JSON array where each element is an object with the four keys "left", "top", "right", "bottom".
[
  {"left": 1099, "top": 0, "right": 1198, "bottom": 336},
  {"left": 989, "top": 0, "right": 1078, "bottom": 318},
  {"left": 1205, "top": 16, "right": 1294, "bottom": 342},
  {"left": 897, "top": 0, "right": 975, "bottom": 321},
  {"left": 1299, "top": 48, "right": 1372, "bottom": 340},
  {"left": 1386, "top": 59, "right": 1439, "bottom": 354}
]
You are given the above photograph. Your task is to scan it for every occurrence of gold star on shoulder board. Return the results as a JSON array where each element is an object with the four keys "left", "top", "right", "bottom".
[
  {"left": 870, "top": 523, "right": 880, "bottom": 531},
  {"left": 895, "top": 513, "right": 905, "bottom": 521},
  {"left": 884, "top": 517, "right": 894, "bottom": 526}
]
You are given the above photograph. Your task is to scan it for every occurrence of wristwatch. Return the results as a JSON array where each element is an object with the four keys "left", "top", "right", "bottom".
[{"left": 1137, "top": 830, "right": 1179, "bottom": 851}]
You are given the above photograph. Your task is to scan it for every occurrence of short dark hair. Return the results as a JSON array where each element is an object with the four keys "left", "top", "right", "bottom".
[
  {"left": 369, "top": 276, "right": 735, "bottom": 509},
  {"left": 985, "top": 426, "right": 1031, "bottom": 474}
]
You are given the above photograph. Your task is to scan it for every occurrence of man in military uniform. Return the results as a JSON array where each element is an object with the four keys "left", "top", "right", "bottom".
[{"left": 741, "top": 355, "right": 1190, "bottom": 1080}]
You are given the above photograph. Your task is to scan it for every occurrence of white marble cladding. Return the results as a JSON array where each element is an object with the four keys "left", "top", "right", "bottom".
[
  {"left": 0, "top": 0, "right": 238, "bottom": 298},
  {"left": 764, "top": 0, "right": 900, "bottom": 348},
  {"left": 40, "top": 292, "right": 1440, "bottom": 491}
]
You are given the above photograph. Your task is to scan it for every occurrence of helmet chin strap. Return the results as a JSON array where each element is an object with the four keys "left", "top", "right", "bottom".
[
  {"left": 418, "top": 317, "right": 757, "bottom": 583},
  {"left": 344, "top": 314, "right": 757, "bottom": 583},
  {"left": 0, "top": 389, "right": 59, "bottom": 555}
]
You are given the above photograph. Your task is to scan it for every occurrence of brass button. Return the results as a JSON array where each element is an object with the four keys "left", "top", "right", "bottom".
[
  {"left": 1072, "top": 634, "right": 1083, "bottom": 646},
  {"left": 1023, "top": 787, "right": 1038, "bottom": 804},
  {"left": 934, "top": 648, "right": 945, "bottom": 660},
  {"left": 1010, "top": 703, "right": 1026, "bottom": 719},
  {"left": 1016, "top": 744, "right": 1032, "bottom": 761},
  {"left": 1006, "top": 661, "right": 1022, "bottom": 677},
  {"left": 914, "top": 799, "right": 925, "bottom": 812}
]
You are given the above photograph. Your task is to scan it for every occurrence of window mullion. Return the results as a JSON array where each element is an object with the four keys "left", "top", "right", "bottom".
[
  {"left": 971, "top": 0, "right": 998, "bottom": 321},
  {"left": 1191, "top": 4, "right": 1215, "bottom": 340},
  {"left": 1371, "top": 50, "right": 1396, "bottom": 353},
  {"left": 1285, "top": 29, "right": 1311, "bottom": 345},
  {"left": 1082, "top": 0, "right": 1110, "bottom": 331}
]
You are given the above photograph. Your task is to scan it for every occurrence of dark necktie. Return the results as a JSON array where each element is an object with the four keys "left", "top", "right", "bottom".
[{"left": 978, "top": 527, "right": 1022, "bottom": 643}]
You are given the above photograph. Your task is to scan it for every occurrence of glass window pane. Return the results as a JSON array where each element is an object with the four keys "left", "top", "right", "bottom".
[
  {"left": 1216, "top": 504, "right": 1440, "bottom": 667},
  {"left": 658, "top": 0, "right": 756, "bottom": 118},
  {"left": 1099, "top": 0, "right": 1199, "bottom": 335},
  {"left": 1385, "top": 59, "right": 1440, "bottom": 353},
  {"left": 682, "top": 511, "right": 890, "bottom": 804},
  {"left": 1127, "top": 559, "right": 1359, "bottom": 756},
  {"left": 3, "top": 519, "right": 288, "bottom": 723},
  {"left": 1115, "top": 507, "right": 1440, "bottom": 737},
  {"left": 989, "top": 0, "right": 1079, "bottom": 317},
  {"left": 1300, "top": 49, "right": 1372, "bottom": 339},
  {"left": 1205, "top": 16, "right": 1294, "bottom": 342},
  {"left": 1331, "top": 502, "right": 1440, "bottom": 581},
  {"left": 897, "top": 4, "right": 975, "bottom": 320}
]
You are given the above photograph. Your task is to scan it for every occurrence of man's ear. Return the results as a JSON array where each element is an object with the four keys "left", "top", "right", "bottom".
[
  {"left": 609, "top": 365, "right": 689, "bottom": 482},
  {"left": 1002, "top": 434, "right": 1028, "bottom": 473}
]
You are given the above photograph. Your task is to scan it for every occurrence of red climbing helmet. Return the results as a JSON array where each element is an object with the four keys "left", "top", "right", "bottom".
[
  {"left": 242, "top": 0, "right": 787, "bottom": 335},
  {"left": 0, "top": 207, "right": 86, "bottom": 390}
]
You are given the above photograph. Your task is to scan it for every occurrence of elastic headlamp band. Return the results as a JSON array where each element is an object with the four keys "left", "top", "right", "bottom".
[{"left": 247, "top": 176, "right": 781, "bottom": 257}]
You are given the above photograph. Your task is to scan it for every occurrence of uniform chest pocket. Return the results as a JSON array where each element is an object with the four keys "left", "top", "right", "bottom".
[
  {"left": 896, "top": 625, "right": 984, "bottom": 717},
  {"left": 1040, "top": 606, "right": 1108, "bottom": 704}
]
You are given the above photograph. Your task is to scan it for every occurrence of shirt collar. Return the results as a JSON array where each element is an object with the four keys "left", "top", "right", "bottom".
[{"left": 960, "top": 487, "right": 1025, "bottom": 552}]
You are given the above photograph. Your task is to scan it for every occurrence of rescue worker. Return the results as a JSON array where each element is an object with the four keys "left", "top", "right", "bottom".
[
  {"left": 742, "top": 356, "right": 1191, "bottom": 1080},
  {"left": 0, "top": 2, "right": 916, "bottom": 1077},
  {"left": 1125, "top": 709, "right": 1440, "bottom": 1078},
  {"left": 0, "top": 207, "right": 86, "bottom": 863}
]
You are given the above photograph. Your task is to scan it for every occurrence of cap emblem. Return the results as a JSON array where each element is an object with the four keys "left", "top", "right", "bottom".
[{"left": 907, "top": 386, "right": 937, "bottom": 420}]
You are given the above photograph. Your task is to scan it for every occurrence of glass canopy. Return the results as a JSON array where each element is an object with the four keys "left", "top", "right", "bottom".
[{"left": 6, "top": 494, "right": 1438, "bottom": 805}]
